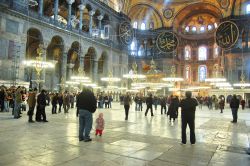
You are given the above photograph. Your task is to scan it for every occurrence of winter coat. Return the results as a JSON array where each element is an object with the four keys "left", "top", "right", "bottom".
[
  {"left": 27, "top": 92, "right": 36, "bottom": 108},
  {"left": 96, "top": 117, "right": 105, "bottom": 130}
]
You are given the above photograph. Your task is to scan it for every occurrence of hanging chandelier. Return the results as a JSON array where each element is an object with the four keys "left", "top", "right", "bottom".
[
  {"left": 70, "top": 68, "right": 90, "bottom": 83},
  {"left": 101, "top": 71, "right": 121, "bottom": 82},
  {"left": 205, "top": 64, "right": 226, "bottom": 83},
  {"left": 162, "top": 65, "right": 184, "bottom": 82},
  {"left": 123, "top": 62, "right": 146, "bottom": 79}
]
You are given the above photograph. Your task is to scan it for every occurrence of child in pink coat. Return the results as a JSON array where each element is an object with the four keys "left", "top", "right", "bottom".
[{"left": 95, "top": 113, "right": 105, "bottom": 136}]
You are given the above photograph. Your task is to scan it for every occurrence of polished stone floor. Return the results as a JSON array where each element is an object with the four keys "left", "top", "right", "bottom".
[{"left": 0, "top": 102, "right": 250, "bottom": 166}]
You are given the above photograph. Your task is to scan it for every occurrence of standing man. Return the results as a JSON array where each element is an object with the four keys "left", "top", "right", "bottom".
[
  {"left": 36, "top": 90, "right": 48, "bottom": 122},
  {"left": 27, "top": 88, "right": 37, "bottom": 122},
  {"left": 179, "top": 91, "right": 198, "bottom": 145},
  {"left": 160, "top": 96, "right": 167, "bottom": 114},
  {"left": 145, "top": 94, "right": 154, "bottom": 116},
  {"left": 230, "top": 94, "right": 240, "bottom": 123},
  {"left": 123, "top": 92, "right": 131, "bottom": 120},
  {"left": 63, "top": 91, "right": 70, "bottom": 114},
  {"left": 51, "top": 93, "right": 58, "bottom": 114},
  {"left": 77, "top": 87, "right": 97, "bottom": 142},
  {"left": 14, "top": 86, "right": 22, "bottom": 119}
]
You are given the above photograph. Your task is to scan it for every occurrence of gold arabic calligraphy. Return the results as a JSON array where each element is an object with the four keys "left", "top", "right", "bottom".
[
  {"left": 216, "top": 21, "right": 239, "bottom": 49},
  {"left": 157, "top": 32, "right": 178, "bottom": 53}
]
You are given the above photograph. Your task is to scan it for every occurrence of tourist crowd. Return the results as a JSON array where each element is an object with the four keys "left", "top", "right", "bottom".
[{"left": 0, "top": 85, "right": 250, "bottom": 154}]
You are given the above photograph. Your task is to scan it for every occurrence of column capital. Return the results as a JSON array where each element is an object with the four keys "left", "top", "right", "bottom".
[
  {"left": 78, "top": 4, "right": 85, "bottom": 11},
  {"left": 66, "top": 0, "right": 75, "bottom": 5},
  {"left": 97, "top": 15, "right": 104, "bottom": 21},
  {"left": 89, "top": 10, "right": 95, "bottom": 16}
]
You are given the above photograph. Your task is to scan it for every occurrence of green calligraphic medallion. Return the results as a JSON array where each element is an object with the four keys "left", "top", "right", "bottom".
[
  {"left": 215, "top": 21, "right": 239, "bottom": 49},
  {"left": 119, "top": 21, "right": 134, "bottom": 45},
  {"left": 156, "top": 31, "right": 178, "bottom": 53}
]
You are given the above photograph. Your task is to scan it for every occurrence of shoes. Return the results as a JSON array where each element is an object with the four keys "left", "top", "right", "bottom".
[
  {"left": 28, "top": 120, "right": 35, "bottom": 123},
  {"left": 79, "top": 138, "right": 84, "bottom": 141},
  {"left": 84, "top": 138, "right": 92, "bottom": 142},
  {"left": 180, "top": 142, "right": 186, "bottom": 145},
  {"left": 151, "top": 115, "right": 154, "bottom": 117},
  {"left": 43, "top": 120, "right": 49, "bottom": 122},
  {"left": 231, "top": 121, "right": 237, "bottom": 123}
]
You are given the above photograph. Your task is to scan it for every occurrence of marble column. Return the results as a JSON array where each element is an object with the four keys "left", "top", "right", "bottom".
[
  {"left": 66, "top": 0, "right": 75, "bottom": 28},
  {"left": 97, "top": 15, "right": 104, "bottom": 37},
  {"left": 54, "top": 0, "right": 59, "bottom": 22},
  {"left": 92, "top": 60, "right": 98, "bottom": 83},
  {"left": 38, "top": 0, "right": 43, "bottom": 17},
  {"left": 79, "top": 50, "right": 85, "bottom": 70},
  {"left": 78, "top": 4, "right": 85, "bottom": 31},
  {"left": 144, "top": 40, "right": 147, "bottom": 57},
  {"left": 61, "top": 52, "right": 67, "bottom": 82},
  {"left": 67, "top": 63, "right": 75, "bottom": 80},
  {"left": 89, "top": 10, "right": 95, "bottom": 36}
]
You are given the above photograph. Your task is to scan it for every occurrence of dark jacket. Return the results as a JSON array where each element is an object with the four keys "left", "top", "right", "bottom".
[
  {"left": 52, "top": 95, "right": 58, "bottom": 105},
  {"left": 179, "top": 97, "right": 198, "bottom": 119},
  {"left": 146, "top": 96, "right": 153, "bottom": 106},
  {"left": 76, "top": 90, "right": 97, "bottom": 113},
  {"left": 37, "top": 93, "right": 46, "bottom": 106},
  {"left": 123, "top": 95, "right": 131, "bottom": 106},
  {"left": 58, "top": 96, "right": 63, "bottom": 105},
  {"left": 168, "top": 97, "right": 179, "bottom": 118},
  {"left": 230, "top": 97, "right": 240, "bottom": 109}
]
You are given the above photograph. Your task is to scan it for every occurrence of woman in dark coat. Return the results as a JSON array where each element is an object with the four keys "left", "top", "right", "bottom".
[
  {"left": 219, "top": 99, "right": 225, "bottom": 113},
  {"left": 167, "top": 96, "right": 179, "bottom": 124}
]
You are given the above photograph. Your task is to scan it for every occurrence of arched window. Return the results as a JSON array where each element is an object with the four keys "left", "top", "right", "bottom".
[
  {"left": 199, "top": 65, "right": 207, "bottom": 82},
  {"left": 130, "top": 40, "right": 136, "bottom": 55},
  {"left": 149, "top": 22, "right": 154, "bottom": 29},
  {"left": 141, "top": 22, "right": 146, "bottom": 30},
  {"left": 214, "top": 43, "right": 219, "bottom": 58},
  {"left": 198, "top": 46, "right": 207, "bottom": 61},
  {"left": 192, "top": 26, "right": 197, "bottom": 32},
  {"left": 133, "top": 22, "right": 138, "bottom": 29},
  {"left": 185, "top": 65, "right": 191, "bottom": 81},
  {"left": 200, "top": 26, "right": 205, "bottom": 32},
  {"left": 247, "top": 4, "right": 250, "bottom": 14},
  {"left": 214, "top": 23, "right": 218, "bottom": 28},
  {"left": 138, "top": 45, "right": 144, "bottom": 56},
  {"left": 185, "top": 26, "right": 189, "bottom": 32},
  {"left": 184, "top": 45, "right": 191, "bottom": 60},
  {"left": 208, "top": 24, "right": 213, "bottom": 31}
]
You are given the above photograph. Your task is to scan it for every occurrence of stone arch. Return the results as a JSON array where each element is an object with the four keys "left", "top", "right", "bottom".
[
  {"left": 128, "top": 4, "right": 164, "bottom": 29},
  {"left": 26, "top": 28, "right": 43, "bottom": 59},
  {"left": 67, "top": 41, "right": 81, "bottom": 75},
  {"left": 45, "top": 36, "right": 64, "bottom": 90},
  {"left": 173, "top": 2, "right": 223, "bottom": 30},
  {"left": 98, "top": 51, "right": 108, "bottom": 75},
  {"left": 84, "top": 47, "right": 97, "bottom": 81}
]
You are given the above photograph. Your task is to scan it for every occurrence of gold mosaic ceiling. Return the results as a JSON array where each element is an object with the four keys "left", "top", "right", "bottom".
[{"left": 120, "top": 0, "right": 247, "bottom": 28}]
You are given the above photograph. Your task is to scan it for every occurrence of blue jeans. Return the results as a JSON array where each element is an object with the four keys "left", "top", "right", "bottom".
[
  {"left": 4, "top": 101, "right": 9, "bottom": 112},
  {"left": 231, "top": 108, "right": 238, "bottom": 122},
  {"left": 79, "top": 109, "right": 93, "bottom": 140},
  {"left": 14, "top": 101, "right": 21, "bottom": 118}
]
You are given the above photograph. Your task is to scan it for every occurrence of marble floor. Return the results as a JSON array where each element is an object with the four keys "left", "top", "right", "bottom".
[{"left": 0, "top": 103, "right": 250, "bottom": 166}]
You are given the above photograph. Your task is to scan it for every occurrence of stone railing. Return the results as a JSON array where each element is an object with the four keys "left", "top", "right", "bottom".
[{"left": 0, "top": 1, "right": 124, "bottom": 51}]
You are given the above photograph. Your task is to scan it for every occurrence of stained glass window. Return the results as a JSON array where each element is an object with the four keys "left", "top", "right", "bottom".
[
  {"left": 184, "top": 45, "right": 191, "bottom": 60},
  {"left": 141, "top": 23, "right": 146, "bottom": 30},
  {"left": 199, "top": 65, "right": 207, "bottom": 82},
  {"left": 198, "top": 46, "right": 207, "bottom": 61}
]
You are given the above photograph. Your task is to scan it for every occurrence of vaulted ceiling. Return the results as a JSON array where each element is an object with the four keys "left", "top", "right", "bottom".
[{"left": 121, "top": 0, "right": 248, "bottom": 28}]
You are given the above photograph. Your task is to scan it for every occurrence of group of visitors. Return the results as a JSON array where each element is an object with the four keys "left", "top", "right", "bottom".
[
  {"left": 97, "top": 93, "right": 113, "bottom": 109},
  {"left": 1, "top": 85, "right": 250, "bottom": 154}
]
